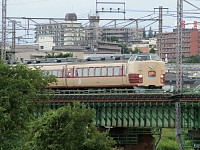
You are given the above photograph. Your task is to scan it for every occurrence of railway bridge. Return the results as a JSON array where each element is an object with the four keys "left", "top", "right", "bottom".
[{"left": 47, "top": 89, "right": 200, "bottom": 150}]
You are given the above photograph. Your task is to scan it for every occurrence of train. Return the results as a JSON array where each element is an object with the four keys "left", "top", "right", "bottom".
[{"left": 28, "top": 53, "right": 166, "bottom": 90}]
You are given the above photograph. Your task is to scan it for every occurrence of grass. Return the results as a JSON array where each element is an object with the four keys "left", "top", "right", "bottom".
[{"left": 156, "top": 128, "right": 193, "bottom": 150}]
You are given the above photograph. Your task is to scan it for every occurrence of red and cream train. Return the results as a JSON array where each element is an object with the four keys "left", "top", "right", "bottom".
[{"left": 29, "top": 54, "right": 165, "bottom": 90}]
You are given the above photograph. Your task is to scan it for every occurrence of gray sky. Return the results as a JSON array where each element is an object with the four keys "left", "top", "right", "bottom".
[{"left": 6, "top": 0, "right": 200, "bottom": 32}]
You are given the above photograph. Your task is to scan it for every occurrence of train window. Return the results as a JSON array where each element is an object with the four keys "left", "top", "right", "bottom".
[
  {"left": 151, "top": 55, "right": 162, "bottom": 61},
  {"left": 95, "top": 68, "right": 100, "bottom": 76},
  {"left": 57, "top": 70, "right": 62, "bottom": 77},
  {"left": 42, "top": 71, "right": 49, "bottom": 76},
  {"left": 52, "top": 70, "right": 58, "bottom": 76},
  {"left": 114, "top": 67, "right": 119, "bottom": 76},
  {"left": 129, "top": 55, "right": 137, "bottom": 61},
  {"left": 77, "top": 68, "right": 82, "bottom": 77},
  {"left": 89, "top": 68, "right": 95, "bottom": 76},
  {"left": 136, "top": 56, "right": 150, "bottom": 61},
  {"left": 108, "top": 67, "right": 113, "bottom": 76},
  {"left": 101, "top": 67, "right": 107, "bottom": 76},
  {"left": 83, "top": 68, "right": 89, "bottom": 77}
]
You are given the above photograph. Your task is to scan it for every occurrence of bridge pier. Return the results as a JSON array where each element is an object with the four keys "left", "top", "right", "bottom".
[
  {"left": 99, "top": 127, "right": 159, "bottom": 150},
  {"left": 124, "top": 134, "right": 155, "bottom": 150}
]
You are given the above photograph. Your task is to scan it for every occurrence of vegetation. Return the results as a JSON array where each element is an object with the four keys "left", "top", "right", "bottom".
[
  {"left": 105, "top": 36, "right": 119, "bottom": 42},
  {"left": 0, "top": 62, "right": 115, "bottom": 150},
  {"left": 148, "top": 27, "right": 154, "bottom": 38},
  {"left": 0, "top": 62, "right": 56, "bottom": 149},
  {"left": 45, "top": 53, "right": 73, "bottom": 58},
  {"left": 132, "top": 47, "right": 141, "bottom": 54},
  {"left": 149, "top": 47, "right": 156, "bottom": 53},
  {"left": 185, "top": 54, "right": 200, "bottom": 63},
  {"left": 21, "top": 104, "right": 115, "bottom": 150},
  {"left": 157, "top": 129, "right": 179, "bottom": 150},
  {"left": 119, "top": 44, "right": 130, "bottom": 54},
  {"left": 157, "top": 129, "right": 192, "bottom": 150}
]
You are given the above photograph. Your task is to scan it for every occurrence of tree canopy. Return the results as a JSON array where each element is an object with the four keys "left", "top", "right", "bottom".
[
  {"left": 0, "top": 62, "right": 115, "bottom": 150},
  {"left": 45, "top": 53, "right": 73, "bottom": 58},
  {"left": 149, "top": 48, "right": 156, "bottom": 53},
  {"left": 119, "top": 44, "right": 130, "bottom": 54},
  {"left": 21, "top": 104, "right": 115, "bottom": 150},
  {"left": 0, "top": 62, "right": 56, "bottom": 149},
  {"left": 132, "top": 47, "right": 141, "bottom": 54},
  {"left": 186, "top": 54, "right": 200, "bottom": 63}
]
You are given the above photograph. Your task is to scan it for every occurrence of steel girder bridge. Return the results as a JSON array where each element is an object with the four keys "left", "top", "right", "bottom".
[{"left": 45, "top": 89, "right": 200, "bottom": 149}]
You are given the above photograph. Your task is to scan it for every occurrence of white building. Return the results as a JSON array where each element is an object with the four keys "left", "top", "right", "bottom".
[{"left": 36, "top": 35, "right": 55, "bottom": 51}]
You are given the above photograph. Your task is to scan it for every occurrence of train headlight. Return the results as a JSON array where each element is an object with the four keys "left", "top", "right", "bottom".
[
  {"left": 139, "top": 74, "right": 143, "bottom": 78},
  {"left": 160, "top": 74, "right": 165, "bottom": 83},
  {"left": 160, "top": 74, "right": 164, "bottom": 78}
]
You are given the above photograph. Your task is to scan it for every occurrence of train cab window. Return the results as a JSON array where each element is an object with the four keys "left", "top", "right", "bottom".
[
  {"left": 151, "top": 55, "right": 162, "bottom": 61},
  {"left": 129, "top": 55, "right": 137, "bottom": 61},
  {"left": 95, "top": 68, "right": 100, "bottom": 76},
  {"left": 114, "top": 67, "right": 119, "bottom": 76},
  {"left": 89, "top": 68, "right": 95, "bottom": 76},
  {"left": 83, "top": 68, "right": 89, "bottom": 77},
  {"left": 136, "top": 56, "right": 150, "bottom": 61},
  {"left": 77, "top": 68, "right": 82, "bottom": 77},
  {"left": 101, "top": 67, "right": 107, "bottom": 76},
  {"left": 108, "top": 67, "right": 113, "bottom": 76}
]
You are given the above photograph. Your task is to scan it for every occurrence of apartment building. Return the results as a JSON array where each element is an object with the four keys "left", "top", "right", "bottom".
[
  {"left": 102, "top": 27, "right": 144, "bottom": 43},
  {"left": 35, "top": 22, "right": 85, "bottom": 46},
  {"left": 158, "top": 29, "right": 200, "bottom": 62}
]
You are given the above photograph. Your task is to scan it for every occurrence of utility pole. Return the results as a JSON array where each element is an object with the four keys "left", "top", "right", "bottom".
[
  {"left": 154, "top": 6, "right": 168, "bottom": 58},
  {"left": 11, "top": 20, "right": 16, "bottom": 64},
  {"left": 1, "top": 0, "right": 7, "bottom": 62},
  {"left": 176, "top": 0, "right": 184, "bottom": 149}
]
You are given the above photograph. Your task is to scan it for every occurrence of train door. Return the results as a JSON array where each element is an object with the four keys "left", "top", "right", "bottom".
[
  {"left": 122, "top": 64, "right": 127, "bottom": 85},
  {"left": 66, "top": 66, "right": 74, "bottom": 87}
]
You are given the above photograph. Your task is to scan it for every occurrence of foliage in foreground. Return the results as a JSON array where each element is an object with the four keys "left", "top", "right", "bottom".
[
  {"left": 20, "top": 104, "right": 115, "bottom": 150},
  {"left": 0, "top": 62, "right": 56, "bottom": 149}
]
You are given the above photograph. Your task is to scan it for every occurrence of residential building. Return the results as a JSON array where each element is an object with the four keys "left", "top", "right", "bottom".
[
  {"left": 36, "top": 35, "right": 55, "bottom": 51},
  {"left": 102, "top": 27, "right": 144, "bottom": 43},
  {"left": 158, "top": 29, "right": 200, "bottom": 62},
  {"left": 35, "top": 22, "right": 85, "bottom": 46},
  {"left": 129, "top": 38, "right": 157, "bottom": 53}
]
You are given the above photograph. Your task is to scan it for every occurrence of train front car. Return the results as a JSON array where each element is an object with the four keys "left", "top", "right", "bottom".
[{"left": 127, "top": 54, "right": 165, "bottom": 89}]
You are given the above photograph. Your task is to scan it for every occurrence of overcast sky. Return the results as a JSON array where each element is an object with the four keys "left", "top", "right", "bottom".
[{"left": 5, "top": 0, "right": 200, "bottom": 32}]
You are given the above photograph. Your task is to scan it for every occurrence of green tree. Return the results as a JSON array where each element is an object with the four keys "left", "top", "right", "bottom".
[
  {"left": 149, "top": 48, "right": 156, "bottom": 53},
  {"left": 119, "top": 44, "right": 130, "bottom": 54},
  {"left": 186, "top": 54, "right": 200, "bottom": 63},
  {"left": 143, "top": 28, "right": 146, "bottom": 39},
  {"left": 108, "top": 36, "right": 119, "bottom": 42},
  {"left": 22, "top": 103, "right": 115, "bottom": 150},
  {"left": 0, "top": 62, "right": 56, "bottom": 149},
  {"left": 148, "top": 27, "right": 153, "bottom": 38},
  {"left": 132, "top": 47, "right": 141, "bottom": 54},
  {"left": 45, "top": 53, "right": 73, "bottom": 58}
]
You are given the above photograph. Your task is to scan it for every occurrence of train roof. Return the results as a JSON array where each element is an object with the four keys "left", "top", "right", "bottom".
[{"left": 23, "top": 53, "right": 162, "bottom": 66}]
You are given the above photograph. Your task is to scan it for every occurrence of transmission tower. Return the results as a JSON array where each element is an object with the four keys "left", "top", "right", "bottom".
[
  {"left": 1, "top": 0, "right": 7, "bottom": 62},
  {"left": 176, "top": 0, "right": 184, "bottom": 149}
]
